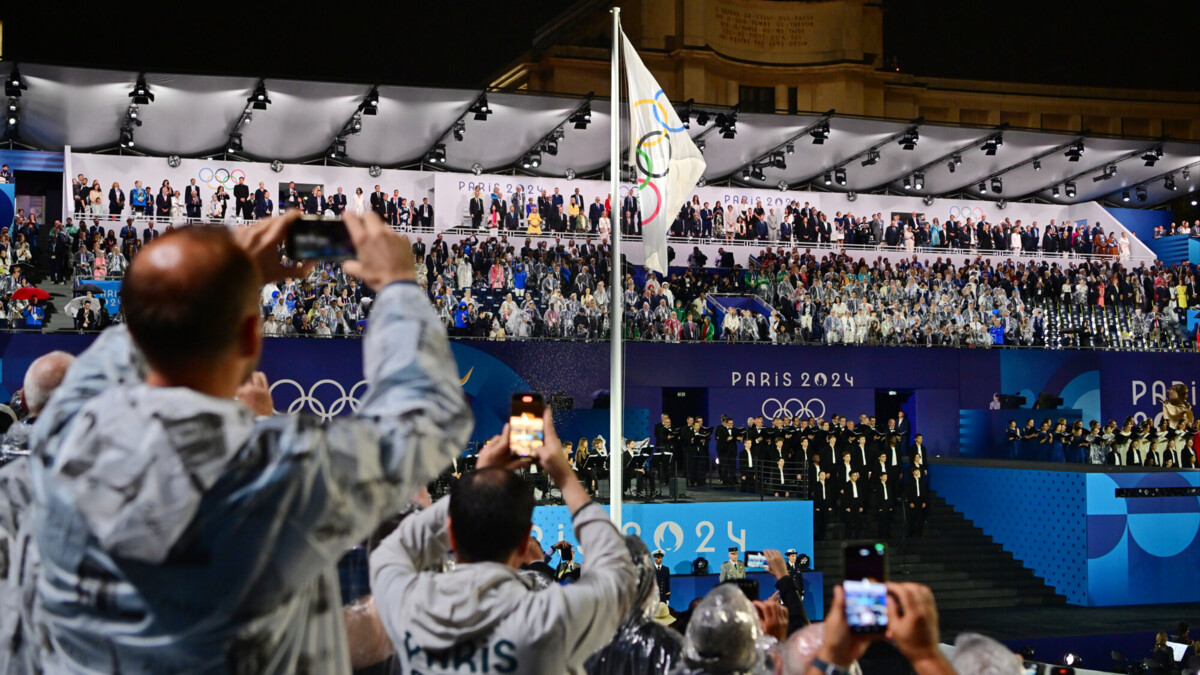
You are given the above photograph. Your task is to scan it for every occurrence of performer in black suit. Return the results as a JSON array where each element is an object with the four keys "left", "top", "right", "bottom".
[
  {"left": 469, "top": 190, "right": 485, "bottom": 230},
  {"left": 654, "top": 414, "right": 679, "bottom": 478},
  {"left": 652, "top": 550, "right": 671, "bottom": 602},
  {"left": 687, "top": 419, "right": 712, "bottom": 487},
  {"left": 715, "top": 416, "right": 737, "bottom": 485},
  {"left": 812, "top": 471, "right": 832, "bottom": 541},
  {"left": 871, "top": 472, "right": 895, "bottom": 539},
  {"left": 369, "top": 185, "right": 386, "bottom": 216},
  {"left": 233, "top": 177, "right": 251, "bottom": 220},
  {"left": 841, "top": 470, "right": 865, "bottom": 538},
  {"left": 903, "top": 467, "right": 928, "bottom": 537},
  {"left": 417, "top": 198, "right": 434, "bottom": 229},
  {"left": 736, "top": 439, "right": 758, "bottom": 493}
]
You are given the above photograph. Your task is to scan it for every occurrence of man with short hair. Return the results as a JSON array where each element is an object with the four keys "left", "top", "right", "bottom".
[
  {"left": 31, "top": 211, "right": 470, "bottom": 673},
  {"left": 653, "top": 549, "right": 671, "bottom": 603},
  {"left": 369, "top": 409, "right": 636, "bottom": 674},
  {"left": 720, "top": 546, "right": 746, "bottom": 581},
  {"left": 233, "top": 176, "right": 252, "bottom": 220}
]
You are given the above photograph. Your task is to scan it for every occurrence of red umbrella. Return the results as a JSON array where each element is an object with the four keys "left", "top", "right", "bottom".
[{"left": 11, "top": 287, "right": 51, "bottom": 301}]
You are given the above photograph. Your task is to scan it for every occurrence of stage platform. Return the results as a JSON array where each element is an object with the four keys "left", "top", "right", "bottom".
[{"left": 941, "top": 602, "right": 1200, "bottom": 668}]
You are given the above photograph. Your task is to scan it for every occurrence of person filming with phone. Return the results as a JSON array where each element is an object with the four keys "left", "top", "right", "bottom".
[
  {"left": 30, "top": 210, "right": 472, "bottom": 673},
  {"left": 368, "top": 407, "right": 639, "bottom": 674}
]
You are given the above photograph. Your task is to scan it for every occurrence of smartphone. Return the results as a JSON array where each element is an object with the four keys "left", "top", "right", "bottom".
[
  {"left": 728, "top": 578, "right": 760, "bottom": 602},
  {"left": 285, "top": 215, "right": 355, "bottom": 261},
  {"left": 509, "top": 393, "right": 545, "bottom": 457},
  {"left": 842, "top": 541, "right": 888, "bottom": 633},
  {"left": 744, "top": 550, "right": 768, "bottom": 570}
]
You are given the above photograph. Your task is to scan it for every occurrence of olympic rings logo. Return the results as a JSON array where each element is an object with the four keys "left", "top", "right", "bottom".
[
  {"left": 198, "top": 167, "right": 247, "bottom": 191},
  {"left": 947, "top": 205, "right": 985, "bottom": 221},
  {"left": 270, "top": 379, "right": 371, "bottom": 420},
  {"left": 761, "top": 397, "right": 826, "bottom": 420},
  {"left": 630, "top": 89, "right": 685, "bottom": 226}
]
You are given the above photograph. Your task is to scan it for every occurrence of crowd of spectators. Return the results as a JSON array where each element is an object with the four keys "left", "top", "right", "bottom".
[{"left": 1154, "top": 220, "right": 1199, "bottom": 238}]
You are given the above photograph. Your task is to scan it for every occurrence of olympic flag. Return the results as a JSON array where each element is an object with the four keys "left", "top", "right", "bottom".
[{"left": 621, "top": 30, "right": 706, "bottom": 275}]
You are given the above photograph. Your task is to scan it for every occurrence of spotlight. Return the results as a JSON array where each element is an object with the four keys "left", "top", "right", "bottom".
[
  {"left": 250, "top": 81, "right": 271, "bottom": 109},
  {"left": 468, "top": 94, "right": 492, "bottom": 121},
  {"left": 810, "top": 121, "right": 830, "bottom": 145},
  {"left": 716, "top": 111, "right": 738, "bottom": 139},
  {"left": 1052, "top": 185, "right": 1060, "bottom": 197},
  {"left": 1065, "top": 141, "right": 1084, "bottom": 162},
  {"left": 991, "top": 177, "right": 1003, "bottom": 193},
  {"left": 978, "top": 182, "right": 987, "bottom": 193},
  {"left": 741, "top": 167, "right": 751, "bottom": 180},
  {"left": 369, "top": 165, "right": 383, "bottom": 178},
  {"left": 1065, "top": 181, "right": 1076, "bottom": 198},
  {"left": 1136, "top": 185, "right": 1148, "bottom": 202},
  {"left": 923, "top": 195, "right": 934, "bottom": 206},
  {"left": 1093, "top": 164, "right": 1117, "bottom": 182},
  {"left": 1142, "top": 147, "right": 1163, "bottom": 167},
  {"left": 5, "top": 108, "right": 18, "bottom": 127},
  {"left": 119, "top": 126, "right": 135, "bottom": 148},
  {"left": 521, "top": 154, "right": 534, "bottom": 169},
  {"left": 564, "top": 168, "right": 576, "bottom": 180},
  {"left": 981, "top": 134, "right": 1003, "bottom": 155},
  {"left": 695, "top": 110, "right": 710, "bottom": 126},
  {"left": 954, "top": 154, "right": 963, "bottom": 166},
  {"left": 427, "top": 143, "right": 447, "bottom": 164},
  {"left": 129, "top": 75, "right": 154, "bottom": 105},
  {"left": 361, "top": 87, "right": 380, "bottom": 116},
  {"left": 903, "top": 176, "right": 912, "bottom": 190},
  {"left": 544, "top": 139, "right": 559, "bottom": 156},
  {"left": 270, "top": 160, "right": 284, "bottom": 173},
  {"left": 1122, "top": 190, "right": 1130, "bottom": 202},
  {"left": 898, "top": 129, "right": 919, "bottom": 150},
  {"left": 128, "top": 104, "right": 139, "bottom": 120},
  {"left": 1165, "top": 174, "right": 1177, "bottom": 191},
  {"left": 529, "top": 152, "right": 541, "bottom": 167},
  {"left": 824, "top": 173, "right": 833, "bottom": 186},
  {"left": 452, "top": 120, "right": 465, "bottom": 142},
  {"left": 786, "top": 142, "right": 795, "bottom": 155},
  {"left": 861, "top": 150, "right": 880, "bottom": 167},
  {"left": 1192, "top": 199, "right": 1198, "bottom": 206},
  {"left": 834, "top": 168, "right": 847, "bottom": 185},
  {"left": 1184, "top": 167, "right": 1191, "bottom": 181},
  {"left": 913, "top": 171, "right": 924, "bottom": 190},
  {"left": 751, "top": 166, "right": 765, "bottom": 181},
  {"left": 1020, "top": 647, "right": 1037, "bottom": 662},
  {"left": 771, "top": 152, "right": 787, "bottom": 170},
  {"left": 4, "top": 66, "right": 27, "bottom": 98},
  {"left": 947, "top": 161, "right": 956, "bottom": 174},
  {"left": 1062, "top": 653, "right": 1082, "bottom": 667},
  {"left": 352, "top": 113, "right": 363, "bottom": 132},
  {"left": 569, "top": 103, "right": 592, "bottom": 130},
  {"left": 1033, "top": 159, "right": 1042, "bottom": 171},
  {"left": 167, "top": 154, "right": 182, "bottom": 168},
  {"left": 227, "top": 132, "right": 243, "bottom": 153},
  {"left": 777, "top": 180, "right": 789, "bottom": 191},
  {"left": 329, "top": 138, "right": 348, "bottom": 159},
  {"left": 696, "top": 139, "right": 706, "bottom": 151}
]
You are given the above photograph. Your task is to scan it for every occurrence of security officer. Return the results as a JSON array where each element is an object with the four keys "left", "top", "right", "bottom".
[
  {"left": 785, "top": 549, "right": 806, "bottom": 599},
  {"left": 719, "top": 546, "right": 746, "bottom": 581},
  {"left": 652, "top": 549, "right": 671, "bottom": 602}
]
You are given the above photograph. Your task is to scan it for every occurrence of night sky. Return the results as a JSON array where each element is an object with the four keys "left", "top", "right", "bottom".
[{"left": 2, "top": 1, "right": 1198, "bottom": 93}]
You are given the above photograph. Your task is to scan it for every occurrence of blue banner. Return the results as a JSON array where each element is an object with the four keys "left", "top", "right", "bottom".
[
  {"left": 0, "top": 184, "right": 13, "bottom": 231},
  {"left": 91, "top": 280, "right": 123, "bottom": 314},
  {"left": 531, "top": 500, "right": 813, "bottom": 575}
]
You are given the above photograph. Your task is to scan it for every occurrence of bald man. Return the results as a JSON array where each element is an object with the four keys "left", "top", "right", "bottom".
[
  {"left": 0, "top": 350, "right": 75, "bottom": 674},
  {"left": 30, "top": 212, "right": 472, "bottom": 674}
]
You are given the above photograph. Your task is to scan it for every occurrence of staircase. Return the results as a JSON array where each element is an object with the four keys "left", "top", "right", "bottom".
[
  {"left": 1145, "top": 234, "right": 1189, "bottom": 266},
  {"left": 813, "top": 491, "right": 1066, "bottom": 612}
]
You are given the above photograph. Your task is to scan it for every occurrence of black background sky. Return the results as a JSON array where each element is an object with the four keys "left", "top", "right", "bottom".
[{"left": 2, "top": 1, "right": 1198, "bottom": 94}]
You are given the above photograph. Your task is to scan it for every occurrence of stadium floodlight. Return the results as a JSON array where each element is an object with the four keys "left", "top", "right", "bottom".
[
  {"left": 129, "top": 75, "right": 154, "bottom": 105},
  {"left": 250, "top": 81, "right": 271, "bottom": 110}
]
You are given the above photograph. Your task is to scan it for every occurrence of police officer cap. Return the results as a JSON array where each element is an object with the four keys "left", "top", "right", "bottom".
[
  {"left": 786, "top": 548, "right": 797, "bottom": 555},
  {"left": 728, "top": 546, "right": 738, "bottom": 552}
]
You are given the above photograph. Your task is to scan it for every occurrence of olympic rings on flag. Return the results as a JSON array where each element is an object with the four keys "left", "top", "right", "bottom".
[{"left": 198, "top": 167, "right": 247, "bottom": 191}]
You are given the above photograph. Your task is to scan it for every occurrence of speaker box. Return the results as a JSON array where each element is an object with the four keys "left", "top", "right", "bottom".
[{"left": 669, "top": 477, "right": 687, "bottom": 498}]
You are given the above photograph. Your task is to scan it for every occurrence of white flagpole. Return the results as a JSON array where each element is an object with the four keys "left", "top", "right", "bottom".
[{"left": 608, "top": 6, "right": 623, "bottom": 529}]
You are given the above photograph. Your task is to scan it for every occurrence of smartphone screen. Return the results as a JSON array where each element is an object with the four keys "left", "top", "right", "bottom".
[
  {"left": 285, "top": 216, "right": 355, "bottom": 261},
  {"left": 744, "top": 551, "right": 768, "bottom": 570},
  {"left": 843, "top": 542, "right": 888, "bottom": 633},
  {"left": 509, "top": 393, "right": 545, "bottom": 457}
]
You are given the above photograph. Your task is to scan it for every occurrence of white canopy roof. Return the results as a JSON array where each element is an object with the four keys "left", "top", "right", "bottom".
[{"left": 5, "top": 62, "right": 1197, "bottom": 208}]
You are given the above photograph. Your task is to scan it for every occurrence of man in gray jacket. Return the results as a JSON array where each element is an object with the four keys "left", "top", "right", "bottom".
[
  {"left": 30, "top": 211, "right": 471, "bottom": 674},
  {"left": 370, "top": 411, "right": 637, "bottom": 674}
]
